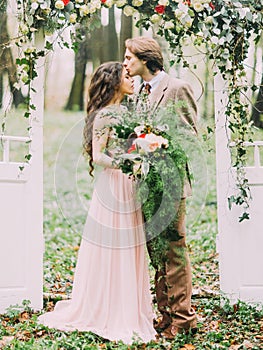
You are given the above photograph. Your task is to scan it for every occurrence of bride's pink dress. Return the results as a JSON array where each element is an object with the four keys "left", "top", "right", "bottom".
[{"left": 38, "top": 107, "right": 156, "bottom": 344}]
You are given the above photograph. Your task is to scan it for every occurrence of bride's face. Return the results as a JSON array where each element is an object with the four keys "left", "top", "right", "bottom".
[{"left": 119, "top": 69, "right": 134, "bottom": 96}]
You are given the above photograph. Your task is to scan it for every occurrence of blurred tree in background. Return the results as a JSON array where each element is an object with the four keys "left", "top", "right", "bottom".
[{"left": 65, "top": 8, "right": 132, "bottom": 111}]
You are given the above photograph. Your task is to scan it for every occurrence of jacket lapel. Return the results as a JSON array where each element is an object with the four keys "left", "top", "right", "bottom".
[{"left": 148, "top": 73, "right": 169, "bottom": 111}]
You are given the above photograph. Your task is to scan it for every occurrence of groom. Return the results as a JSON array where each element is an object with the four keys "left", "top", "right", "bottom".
[{"left": 123, "top": 36, "right": 198, "bottom": 339}]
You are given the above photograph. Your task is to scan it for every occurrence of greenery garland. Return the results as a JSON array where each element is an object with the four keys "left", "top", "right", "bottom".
[{"left": 3, "top": 0, "right": 263, "bottom": 220}]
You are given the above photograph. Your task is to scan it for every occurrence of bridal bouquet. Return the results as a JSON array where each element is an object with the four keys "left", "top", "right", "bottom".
[{"left": 110, "top": 104, "right": 189, "bottom": 267}]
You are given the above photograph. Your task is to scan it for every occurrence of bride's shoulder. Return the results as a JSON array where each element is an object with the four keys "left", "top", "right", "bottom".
[{"left": 95, "top": 105, "right": 126, "bottom": 126}]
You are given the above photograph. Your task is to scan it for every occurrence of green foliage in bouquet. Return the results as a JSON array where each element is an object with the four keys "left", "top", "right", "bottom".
[
  {"left": 140, "top": 132, "right": 188, "bottom": 267},
  {"left": 109, "top": 102, "right": 191, "bottom": 267}
]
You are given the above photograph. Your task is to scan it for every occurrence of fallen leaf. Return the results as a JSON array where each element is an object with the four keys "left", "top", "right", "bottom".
[
  {"left": 16, "top": 330, "right": 32, "bottom": 341},
  {"left": 179, "top": 344, "right": 195, "bottom": 350},
  {"left": 35, "top": 330, "right": 46, "bottom": 337},
  {"left": 5, "top": 326, "right": 15, "bottom": 333},
  {"left": 18, "top": 311, "right": 30, "bottom": 322},
  {"left": 209, "top": 320, "right": 220, "bottom": 330}
]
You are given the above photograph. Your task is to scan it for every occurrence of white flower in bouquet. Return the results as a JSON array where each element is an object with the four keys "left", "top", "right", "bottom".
[{"left": 134, "top": 133, "right": 169, "bottom": 153}]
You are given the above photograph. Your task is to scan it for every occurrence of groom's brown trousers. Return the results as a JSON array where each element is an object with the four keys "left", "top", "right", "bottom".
[{"left": 147, "top": 199, "right": 196, "bottom": 331}]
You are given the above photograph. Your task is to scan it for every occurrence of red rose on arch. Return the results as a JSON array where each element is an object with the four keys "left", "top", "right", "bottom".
[
  {"left": 62, "top": 0, "right": 70, "bottom": 5},
  {"left": 155, "top": 5, "right": 166, "bottom": 14}
]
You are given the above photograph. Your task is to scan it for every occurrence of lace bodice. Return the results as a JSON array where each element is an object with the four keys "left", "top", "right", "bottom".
[{"left": 92, "top": 105, "right": 126, "bottom": 169}]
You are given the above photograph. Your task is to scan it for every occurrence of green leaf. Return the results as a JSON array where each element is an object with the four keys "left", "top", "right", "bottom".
[
  {"left": 24, "top": 153, "right": 32, "bottom": 161},
  {"left": 239, "top": 212, "right": 250, "bottom": 222},
  {"left": 45, "top": 41, "right": 53, "bottom": 50}
]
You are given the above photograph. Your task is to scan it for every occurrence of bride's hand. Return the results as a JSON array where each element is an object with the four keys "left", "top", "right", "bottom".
[{"left": 112, "top": 157, "right": 121, "bottom": 169}]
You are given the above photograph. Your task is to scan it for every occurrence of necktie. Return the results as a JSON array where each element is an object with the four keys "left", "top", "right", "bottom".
[{"left": 144, "top": 83, "right": 151, "bottom": 94}]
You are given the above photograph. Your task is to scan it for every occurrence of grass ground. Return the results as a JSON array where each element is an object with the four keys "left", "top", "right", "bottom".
[{"left": 0, "top": 110, "right": 263, "bottom": 349}]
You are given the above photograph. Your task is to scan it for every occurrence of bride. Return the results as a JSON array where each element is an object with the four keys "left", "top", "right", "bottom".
[{"left": 38, "top": 62, "right": 156, "bottom": 344}]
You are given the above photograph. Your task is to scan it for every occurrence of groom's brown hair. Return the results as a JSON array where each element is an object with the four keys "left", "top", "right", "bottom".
[{"left": 125, "top": 37, "right": 164, "bottom": 74}]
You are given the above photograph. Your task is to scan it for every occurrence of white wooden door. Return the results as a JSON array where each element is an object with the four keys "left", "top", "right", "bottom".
[
  {"left": 0, "top": 32, "right": 45, "bottom": 313},
  {"left": 215, "top": 74, "right": 263, "bottom": 304}
]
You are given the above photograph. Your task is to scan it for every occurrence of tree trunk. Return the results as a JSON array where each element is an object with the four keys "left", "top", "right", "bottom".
[
  {"left": 203, "top": 45, "right": 211, "bottom": 119},
  {"left": 0, "top": 0, "right": 24, "bottom": 108},
  {"left": 100, "top": 7, "right": 119, "bottom": 62},
  {"left": 119, "top": 12, "right": 132, "bottom": 60},
  {"left": 65, "top": 8, "right": 119, "bottom": 110},
  {"left": 65, "top": 34, "right": 90, "bottom": 111},
  {"left": 91, "top": 26, "right": 103, "bottom": 68},
  {"left": 107, "top": 7, "right": 119, "bottom": 61}
]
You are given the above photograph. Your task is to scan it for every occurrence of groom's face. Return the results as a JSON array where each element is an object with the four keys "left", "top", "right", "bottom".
[{"left": 123, "top": 48, "right": 146, "bottom": 78}]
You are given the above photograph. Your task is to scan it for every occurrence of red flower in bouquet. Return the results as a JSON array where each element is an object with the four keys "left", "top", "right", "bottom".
[
  {"left": 127, "top": 132, "right": 169, "bottom": 157},
  {"left": 155, "top": 5, "right": 166, "bottom": 14},
  {"left": 101, "top": 0, "right": 107, "bottom": 3},
  {"left": 128, "top": 134, "right": 146, "bottom": 154},
  {"left": 62, "top": 0, "right": 70, "bottom": 5}
]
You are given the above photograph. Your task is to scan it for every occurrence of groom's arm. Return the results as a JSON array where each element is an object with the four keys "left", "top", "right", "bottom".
[{"left": 171, "top": 79, "right": 198, "bottom": 135}]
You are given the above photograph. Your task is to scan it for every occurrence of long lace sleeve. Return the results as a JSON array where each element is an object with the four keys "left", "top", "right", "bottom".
[{"left": 92, "top": 112, "right": 119, "bottom": 169}]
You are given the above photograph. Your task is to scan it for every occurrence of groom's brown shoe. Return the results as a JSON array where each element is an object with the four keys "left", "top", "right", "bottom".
[
  {"left": 153, "top": 314, "right": 171, "bottom": 333},
  {"left": 161, "top": 324, "right": 198, "bottom": 340},
  {"left": 161, "top": 324, "right": 182, "bottom": 339}
]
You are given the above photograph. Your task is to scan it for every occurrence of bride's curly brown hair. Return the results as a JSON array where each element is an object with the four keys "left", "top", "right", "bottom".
[{"left": 83, "top": 62, "right": 123, "bottom": 175}]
